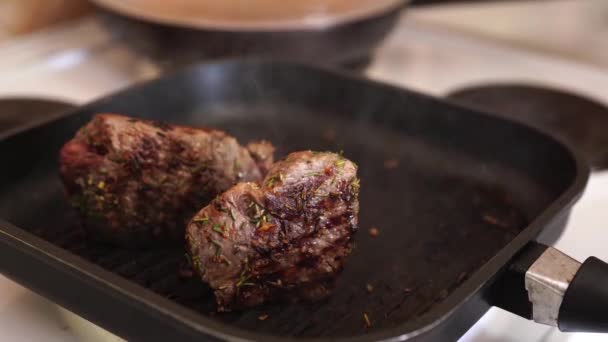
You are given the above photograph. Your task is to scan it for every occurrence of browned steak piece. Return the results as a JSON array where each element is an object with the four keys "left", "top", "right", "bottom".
[
  {"left": 186, "top": 151, "right": 360, "bottom": 311},
  {"left": 59, "top": 113, "right": 274, "bottom": 246}
]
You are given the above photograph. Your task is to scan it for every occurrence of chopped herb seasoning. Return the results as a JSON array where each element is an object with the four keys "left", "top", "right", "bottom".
[
  {"left": 192, "top": 255, "right": 202, "bottom": 270},
  {"left": 193, "top": 216, "right": 210, "bottom": 224},
  {"left": 350, "top": 178, "right": 361, "bottom": 192},
  {"left": 334, "top": 159, "right": 346, "bottom": 168},
  {"left": 220, "top": 255, "right": 232, "bottom": 266},
  {"left": 250, "top": 217, "right": 261, "bottom": 224},
  {"left": 236, "top": 258, "right": 252, "bottom": 289},
  {"left": 363, "top": 313, "right": 372, "bottom": 328},
  {"left": 265, "top": 173, "right": 283, "bottom": 187},
  {"left": 315, "top": 191, "right": 330, "bottom": 198},
  {"left": 210, "top": 239, "right": 222, "bottom": 257},
  {"left": 212, "top": 224, "right": 224, "bottom": 235}
]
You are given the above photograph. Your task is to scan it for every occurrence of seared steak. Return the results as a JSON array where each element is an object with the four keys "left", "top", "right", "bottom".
[
  {"left": 59, "top": 113, "right": 274, "bottom": 246},
  {"left": 186, "top": 151, "right": 359, "bottom": 311}
]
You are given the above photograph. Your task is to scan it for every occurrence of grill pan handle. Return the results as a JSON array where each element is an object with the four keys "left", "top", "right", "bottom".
[
  {"left": 493, "top": 242, "right": 608, "bottom": 333},
  {"left": 558, "top": 256, "right": 608, "bottom": 332}
]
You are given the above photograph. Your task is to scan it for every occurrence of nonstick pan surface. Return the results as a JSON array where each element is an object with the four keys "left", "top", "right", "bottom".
[{"left": 0, "top": 60, "right": 587, "bottom": 341}]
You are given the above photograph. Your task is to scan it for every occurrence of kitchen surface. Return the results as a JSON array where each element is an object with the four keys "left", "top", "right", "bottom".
[
  {"left": 1, "top": 0, "right": 608, "bottom": 341},
  {"left": 411, "top": 0, "right": 608, "bottom": 68}
]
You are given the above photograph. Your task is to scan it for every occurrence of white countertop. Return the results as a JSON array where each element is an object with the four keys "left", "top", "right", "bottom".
[
  {"left": 408, "top": 0, "right": 608, "bottom": 69},
  {"left": 1, "top": 9, "right": 608, "bottom": 341},
  {"left": 0, "top": 277, "right": 78, "bottom": 342}
]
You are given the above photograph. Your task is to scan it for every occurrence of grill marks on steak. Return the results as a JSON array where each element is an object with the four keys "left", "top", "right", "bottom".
[
  {"left": 59, "top": 114, "right": 274, "bottom": 246},
  {"left": 186, "top": 151, "right": 360, "bottom": 311}
]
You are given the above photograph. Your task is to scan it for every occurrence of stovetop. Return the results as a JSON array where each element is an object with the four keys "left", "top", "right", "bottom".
[{"left": 2, "top": 13, "right": 608, "bottom": 342}]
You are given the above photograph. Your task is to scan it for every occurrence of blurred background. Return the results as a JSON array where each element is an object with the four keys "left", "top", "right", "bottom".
[
  {"left": 1, "top": 1, "right": 608, "bottom": 341},
  {"left": 1, "top": 0, "right": 607, "bottom": 66}
]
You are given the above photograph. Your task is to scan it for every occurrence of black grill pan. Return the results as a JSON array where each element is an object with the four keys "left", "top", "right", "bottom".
[{"left": 0, "top": 60, "right": 599, "bottom": 341}]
